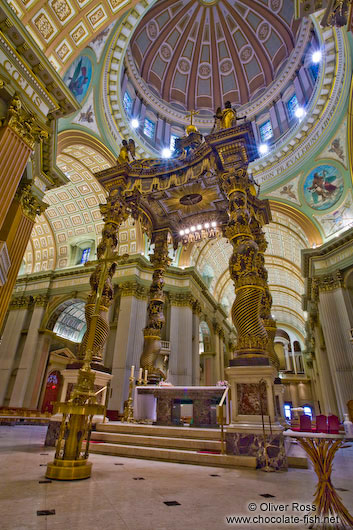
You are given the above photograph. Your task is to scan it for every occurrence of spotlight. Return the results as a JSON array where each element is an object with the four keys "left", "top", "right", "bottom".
[
  {"left": 161, "top": 147, "right": 172, "bottom": 158},
  {"left": 131, "top": 118, "right": 139, "bottom": 129},
  {"left": 190, "top": 226, "right": 196, "bottom": 232},
  {"left": 179, "top": 230, "right": 185, "bottom": 236},
  {"left": 295, "top": 107, "right": 305, "bottom": 119},
  {"left": 211, "top": 221, "right": 217, "bottom": 227},
  {"left": 204, "top": 222, "right": 210, "bottom": 229},
  {"left": 197, "top": 224, "right": 202, "bottom": 230},
  {"left": 312, "top": 50, "right": 322, "bottom": 63},
  {"left": 185, "top": 228, "right": 190, "bottom": 234},
  {"left": 259, "top": 143, "right": 269, "bottom": 155}
]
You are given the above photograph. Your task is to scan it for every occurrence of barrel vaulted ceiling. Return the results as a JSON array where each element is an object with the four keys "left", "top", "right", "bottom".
[{"left": 130, "top": 0, "right": 299, "bottom": 111}]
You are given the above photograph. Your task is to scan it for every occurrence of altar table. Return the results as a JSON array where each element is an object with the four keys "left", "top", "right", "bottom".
[{"left": 134, "top": 386, "right": 227, "bottom": 427}]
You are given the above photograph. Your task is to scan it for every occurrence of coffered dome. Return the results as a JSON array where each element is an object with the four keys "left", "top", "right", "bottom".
[{"left": 129, "top": 0, "right": 299, "bottom": 112}]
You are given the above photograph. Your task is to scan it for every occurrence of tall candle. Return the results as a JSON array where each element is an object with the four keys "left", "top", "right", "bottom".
[
  {"left": 130, "top": 365, "right": 135, "bottom": 378},
  {"left": 139, "top": 368, "right": 143, "bottom": 380},
  {"left": 144, "top": 369, "right": 148, "bottom": 383}
]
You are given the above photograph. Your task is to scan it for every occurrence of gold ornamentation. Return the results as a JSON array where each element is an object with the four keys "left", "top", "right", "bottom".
[
  {"left": 119, "top": 281, "right": 148, "bottom": 299},
  {"left": 1, "top": 96, "right": 48, "bottom": 149},
  {"left": 51, "top": 0, "right": 72, "bottom": 22},
  {"left": 140, "top": 229, "right": 171, "bottom": 381},
  {"left": 215, "top": 101, "right": 237, "bottom": 130},
  {"left": 16, "top": 182, "right": 48, "bottom": 222},
  {"left": 78, "top": 191, "right": 130, "bottom": 363},
  {"left": 317, "top": 271, "right": 344, "bottom": 292},
  {"left": 34, "top": 13, "right": 55, "bottom": 40}
]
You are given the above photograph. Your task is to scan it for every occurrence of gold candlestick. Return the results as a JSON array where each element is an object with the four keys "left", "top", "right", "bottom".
[{"left": 123, "top": 376, "right": 135, "bottom": 423}]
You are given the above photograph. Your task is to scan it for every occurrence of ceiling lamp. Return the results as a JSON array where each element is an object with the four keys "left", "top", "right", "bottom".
[
  {"left": 259, "top": 144, "right": 269, "bottom": 155},
  {"left": 295, "top": 107, "right": 305, "bottom": 119},
  {"left": 161, "top": 147, "right": 172, "bottom": 158},
  {"left": 179, "top": 221, "right": 220, "bottom": 245},
  {"left": 312, "top": 50, "right": 322, "bottom": 63},
  {"left": 131, "top": 118, "right": 139, "bottom": 129}
]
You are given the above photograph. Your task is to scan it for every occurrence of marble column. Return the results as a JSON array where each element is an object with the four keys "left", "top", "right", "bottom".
[
  {"left": 25, "top": 331, "right": 51, "bottom": 410},
  {"left": 9, "top": 297, "right": 47, "bottom": 408},
  {"left": 109, "top": 288, "right": 147, "bottom": 412},
  {"left": 213, "top": 327, "right": 221, "bottom": 383},
  {"left": 0, "top": 186, "right": 44, "bottom": 330},
  {"left": 313, "top": 324, "right": 338, "bottom": 415},
  {"left": 191, "top": 305, "right": 201, "bottom": 386},
  {"left": 318, "top": 287, "right": 353, "bottom": 416},
  {"left": 269, "top": 106, "right": 280, "bottom": 139},
  {"left": 0, "top": 299, "right": 29, "bottom": 404},
  {"left": 169, "top": 297, "right": 193, "bottom": 386},
  {"left": 294, "top": 74, "right": 305, "bottom": 105},
  {"left": 219, "top": 333, "right": 225, "bottom": 381}
]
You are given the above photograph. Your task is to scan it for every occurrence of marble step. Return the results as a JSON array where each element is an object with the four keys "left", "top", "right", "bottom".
[
  {"left": 91, "top": 431, "right": 222, "bottom": 452},
  {"left": 96, "top": 422, "right": 222, "bottom": 440},
  {"left": 89, "top": 441, "right": 257, "bottom": 469}
]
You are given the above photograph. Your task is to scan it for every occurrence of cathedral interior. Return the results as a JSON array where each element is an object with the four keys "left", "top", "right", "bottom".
[{"left": 0, "top": 0, "right": 353, "bottom": 528}]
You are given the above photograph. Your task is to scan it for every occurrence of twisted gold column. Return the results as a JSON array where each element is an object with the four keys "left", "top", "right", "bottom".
[
  {"left": 140, "top": 229, "right": 171, "bottom": 381},
  {"left": 78, "top": 193, "right": 130, "bottom": 363},
  {"left": 222, "top": 169, "right": 268, "bottom": 357}
]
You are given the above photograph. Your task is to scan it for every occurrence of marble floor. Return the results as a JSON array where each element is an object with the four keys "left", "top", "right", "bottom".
[{"left": 0, "top": 425, "right": 352, "bottom": 530}]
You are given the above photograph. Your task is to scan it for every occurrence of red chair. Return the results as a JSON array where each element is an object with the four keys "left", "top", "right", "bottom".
[
  {"left": 300, "top": 414, "right": 312, "bottom": 432},
  {"left": 316, "top": 414, "right": 328, "bottom": 433},
  {"left": 328, "top": 415, "right": 340, "bottom": 434}
]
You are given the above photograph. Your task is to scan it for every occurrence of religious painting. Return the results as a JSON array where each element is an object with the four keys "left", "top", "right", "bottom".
[
  {"left": 303, "top": 165, "right": 344, "bottom": 210},
  {"left": 63, "top": 55, "right": 92, "bottom": 103}
]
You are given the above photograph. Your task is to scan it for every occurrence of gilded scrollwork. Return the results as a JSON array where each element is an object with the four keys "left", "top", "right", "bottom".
[{"left": 16, "top": 181, "right": 48, "bottom": 222}]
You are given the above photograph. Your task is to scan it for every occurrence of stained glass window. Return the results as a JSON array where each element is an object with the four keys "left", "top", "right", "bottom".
[
  {"left": 309, "top": 62, "right": 319, "bottom": 81},
  {"left": 259, "top": 120, "right": 273, "bottom": 142},
  {"left": 287, "top": 94, "right": 299, "bottom": 120},
  {"left": 170, "top": 134, "right": 179, "bottom": 151},
  {"left": 80, "top": 248, "right": 91, "bottom": 264},
  {"left": 143, "top": 118, "right": 156, "bottom": 139},
  {"left": 123, "top": 91, "right": 132, "bottom": 115}
]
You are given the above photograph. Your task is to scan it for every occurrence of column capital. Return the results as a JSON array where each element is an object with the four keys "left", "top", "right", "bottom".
[
  {"left": 0, "top": 96, "right": 48, "bottom": 149},
  {"left": 15, "top": 181, "right": 48, "bottom": 222},
  {"left": 118, "top": 281, "right": 148, "bottom": 299},
  {"left": 33, "top": 294, "right": 50, "bottom": 307},
  {"left": 9, "top": 296, "right": 32, "bottom": 309},
  {"left": 316, "top": 270, "right": 344, "bottom": 293},
  {"left": 169, "top": 291, "right": 193, "bottom": 307}
]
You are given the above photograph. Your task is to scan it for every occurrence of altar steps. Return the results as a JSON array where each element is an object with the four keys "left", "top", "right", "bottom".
[{"left": 89, "top": 422, "right": 257, "bottom": 469}]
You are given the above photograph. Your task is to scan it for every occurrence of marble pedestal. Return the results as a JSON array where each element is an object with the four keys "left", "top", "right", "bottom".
[
  {"left": 45, "top": 366, "right": 112, "bottom": 447},
  {"left": 225, "top": 358, "right": 287, "bottom": 470}
]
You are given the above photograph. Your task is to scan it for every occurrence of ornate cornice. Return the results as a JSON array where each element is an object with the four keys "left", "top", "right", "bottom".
[
  {"left": 169, "top": 292, "right": 194, "bottom": 307},
  {"left": 315, "top": 270, "right": 344, "bottom": 294},
  {"left": 9, "top": 296, "right": 32, "bottom": 309}
]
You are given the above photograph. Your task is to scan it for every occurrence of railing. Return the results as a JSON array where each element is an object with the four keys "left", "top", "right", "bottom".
[
  {"left": 217, "top": 386, "right": 230, "bottom": 455},
  {"left": 161, "top": 341, "right": 170, "bottom": 350}
]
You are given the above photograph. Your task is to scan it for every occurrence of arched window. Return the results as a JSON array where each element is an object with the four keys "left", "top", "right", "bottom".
[{"left": 48, "top": 299, "right": 86, "bottom": 343}]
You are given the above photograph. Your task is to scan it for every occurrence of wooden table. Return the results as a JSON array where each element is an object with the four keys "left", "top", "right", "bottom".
[{"left": 283, "top": 430, "right": 353, "bottom": 528}]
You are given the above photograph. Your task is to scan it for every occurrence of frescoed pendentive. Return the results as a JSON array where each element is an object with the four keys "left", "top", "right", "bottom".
[
  {"left": 303, "top": 165, "right": 344, "bottom": 210},
  {"left": 63, "top": 55, "right": 93, "bottom": 103}
]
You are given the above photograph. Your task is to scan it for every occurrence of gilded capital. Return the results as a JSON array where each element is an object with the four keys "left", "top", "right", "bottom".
[
  {"left": 1, "top": 96, "right": 48, "bottom": 149},
  {"left": 16, "top": 182, "right": 48, "bottom": 222}
]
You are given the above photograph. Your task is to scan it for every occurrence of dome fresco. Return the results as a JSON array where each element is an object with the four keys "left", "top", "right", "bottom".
[{"left": 129, "top": 0, "right": 299, "bottom": 111}]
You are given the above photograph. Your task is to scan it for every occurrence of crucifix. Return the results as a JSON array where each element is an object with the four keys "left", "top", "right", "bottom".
[{"left": 186, "top": 109, "right": 200, "bottom": 134}]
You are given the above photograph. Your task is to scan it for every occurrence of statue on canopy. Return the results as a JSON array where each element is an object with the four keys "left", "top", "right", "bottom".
[{"left": 215, "top": 101, "right": 237, "bottom": 130}]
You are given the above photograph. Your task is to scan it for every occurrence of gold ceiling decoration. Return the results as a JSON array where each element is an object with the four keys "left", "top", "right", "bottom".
[{"left": 162, "top": 183, "right": 219, "bottom": 216}]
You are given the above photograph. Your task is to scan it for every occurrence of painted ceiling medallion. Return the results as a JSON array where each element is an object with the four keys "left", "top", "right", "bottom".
[
  {"left": 163, "top": 184, "right": 219, "bottom": 216},
  {"left": 179, "top": 193, "right": 203, "bottom": 206},
  {"left": 129, "top": 0, "right": 297, "bottom": 110}
]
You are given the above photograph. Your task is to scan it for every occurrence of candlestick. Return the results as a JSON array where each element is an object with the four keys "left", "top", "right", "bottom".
[
  {"left": 139, "top": 368, "right": 143, "bottom": 381},
  {"left": 144, "top": 369, "right": 148, "bottom": 384},
  {"left": 130, "top": 365, "right": 135, "bottom": 378}
]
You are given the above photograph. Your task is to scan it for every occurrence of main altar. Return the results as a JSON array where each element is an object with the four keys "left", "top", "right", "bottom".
[{"left": 46, "top": 106, "right": 287, "bottom": 480}]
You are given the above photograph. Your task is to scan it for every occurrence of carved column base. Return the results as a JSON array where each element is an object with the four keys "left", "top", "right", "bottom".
[{"left": 225, "top": 361, "right": 287, "bottom": 470}]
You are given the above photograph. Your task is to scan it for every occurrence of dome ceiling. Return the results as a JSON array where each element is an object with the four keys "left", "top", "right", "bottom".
[{"left": 130, "top": 0, "right": 299, "bottom": 111}]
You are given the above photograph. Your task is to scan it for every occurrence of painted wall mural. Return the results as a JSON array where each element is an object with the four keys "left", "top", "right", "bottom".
[
  {"left": 303, "top": 165, "right": 344, "bottom": 210},
  {"left": 63, "top": 55, "right": 92, "bottom": 103}
]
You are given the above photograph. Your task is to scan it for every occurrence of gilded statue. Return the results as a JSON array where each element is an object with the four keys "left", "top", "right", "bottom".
[
  {"left": 117, "top": 138, "right": 136, "bottom": 164},
  {"left": 215, "top": 101, "right": 237, "bottom": 129}
]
